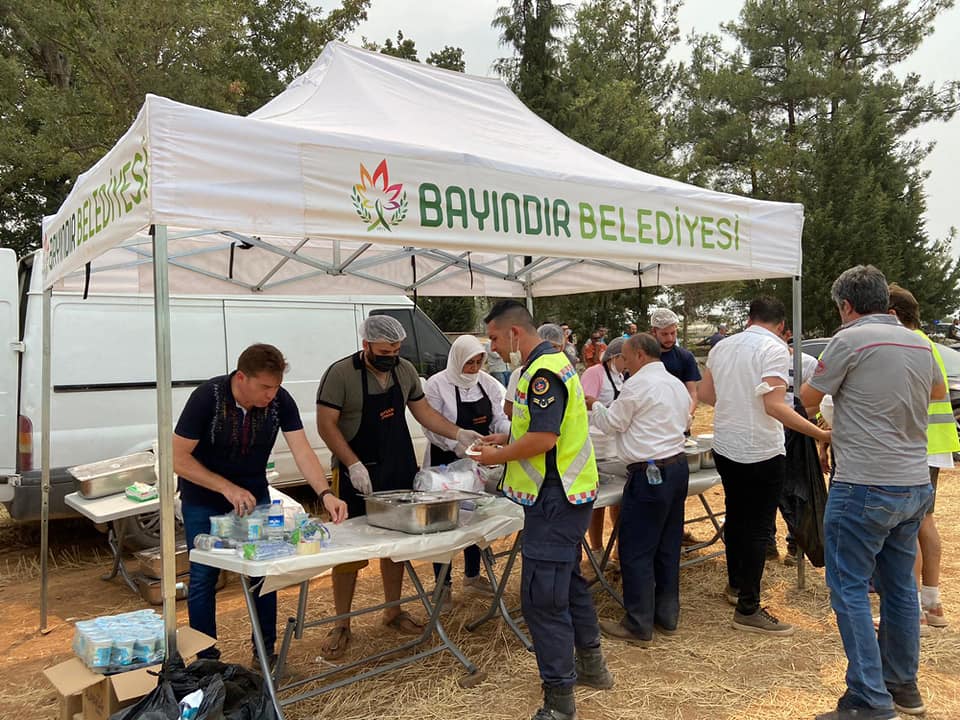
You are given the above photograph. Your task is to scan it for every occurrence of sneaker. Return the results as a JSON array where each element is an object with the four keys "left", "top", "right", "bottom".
[
  {"left": 436, "top": 585, "right": 454, "bottom": 612},
  {"left": 463, "top": 574, "right": 495, "bottom": 596},
  {"left": 919, "top": 612, "right": 932, "bottom": 638},
  {"left": 924, "top": 603, "right": 948, "bottom": 628},
  {"left": 681, "top": 530, "right": 699, "bottom": 546},
  {"left": 814, "top": 709, "right": 898, "bottom": 720},
  {"left": 724, "top": 585, "right": 740, "bottom": 607},
  {"left": 732, "top": 607, "right": 795, "bottom": 636},
  {"left": 887, "top": 682, "right": 925, "bottom": 716},
  {"left": 765, "top": 544, "right": 780, "bottom": 561}
]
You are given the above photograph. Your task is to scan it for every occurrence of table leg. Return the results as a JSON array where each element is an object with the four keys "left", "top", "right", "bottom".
[
  {"left": 405, "top": 560, "right": 486, "bottom": 687},
  {"left": 239, "top": 575, "right": 286, "bottom": 720},
  {"left": 582, "top": 514, "right": 625, "bottom": 609},
  {"left": 100, "top": 522, "right": 139, "bottom": 595},
  {"left": 275, "top": 580, "right": 309, "bottom": 685},
  {"left": 465, "top": 533, "right": 533, "bottom": 651}
]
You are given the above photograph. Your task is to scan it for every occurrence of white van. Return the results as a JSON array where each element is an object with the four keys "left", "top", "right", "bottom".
[{"left": 0, "top": 249, "right": 451, "bottom": 542}]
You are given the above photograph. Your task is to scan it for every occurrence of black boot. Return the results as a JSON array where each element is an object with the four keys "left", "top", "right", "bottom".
[
  {"left": 531, "top": 684, "right": 577, "bottom": 720},
  {"left": 575, "top": 645, "right": 614, "bottom": 689}
]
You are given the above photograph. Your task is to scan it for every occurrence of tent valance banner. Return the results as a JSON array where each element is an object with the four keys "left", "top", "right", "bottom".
[{"left": 42, "top": 42, "right": 802, "bottom": 293}]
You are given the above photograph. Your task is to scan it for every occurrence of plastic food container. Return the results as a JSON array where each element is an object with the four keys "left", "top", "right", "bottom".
[
  {"left": 364, "top": 490, "right": 482, "bottom": 534},
  {"left": 69, "top": 451, "right": 156, "bottom": 498}
]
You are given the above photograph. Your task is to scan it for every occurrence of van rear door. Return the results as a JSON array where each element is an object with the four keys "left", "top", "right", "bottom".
[{"left": 0, "top": 249, "right": 20, "bottom": 480}]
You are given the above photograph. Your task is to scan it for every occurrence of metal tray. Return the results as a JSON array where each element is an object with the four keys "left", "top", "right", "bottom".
[
  {"left": 134, "top": 571, "right": 226, "bottom": 605},
  {"left": 135, "top": 542, "right": 190, "bottom": 579},
  {"left": 364, "top": 490, "right": 482, "bottom": 534},
  {"left": 69, "top": 451, "right": 156, "bottom": 499}
]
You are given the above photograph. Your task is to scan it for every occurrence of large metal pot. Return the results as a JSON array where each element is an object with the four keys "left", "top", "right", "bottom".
[
  {"left": 364, "top": 490, "right": 482, "bottom": 534},
  {"left": 685, "top": 447, "right": 702, "bottom": 473},
  {"left": 695, "top": 434, "right": 716, "bottom": 469}
]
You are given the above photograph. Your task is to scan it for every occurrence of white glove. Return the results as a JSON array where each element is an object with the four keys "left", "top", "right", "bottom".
[
  {"left": 347, "top": 461, "right": 373, "bottom": 495},
  {"left": 455, "top": 429, "right": 484, "bottom": 458}
]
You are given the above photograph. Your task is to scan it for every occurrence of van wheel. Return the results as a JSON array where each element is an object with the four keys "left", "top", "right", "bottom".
[{"left": 115, "top": 511, "right": 182, "bottom": 551}]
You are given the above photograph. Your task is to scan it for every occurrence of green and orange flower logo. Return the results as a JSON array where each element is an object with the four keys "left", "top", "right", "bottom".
[{"left": 351, "top": 159, "right": 408, "bottom": 231}]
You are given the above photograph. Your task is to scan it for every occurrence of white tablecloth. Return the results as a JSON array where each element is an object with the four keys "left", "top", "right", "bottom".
[{"left": 192, "top": 497, "right": 525, "bottom": 593}]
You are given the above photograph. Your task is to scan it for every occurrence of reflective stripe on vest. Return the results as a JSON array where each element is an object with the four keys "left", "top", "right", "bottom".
[
  {"left": 916, "top": 331, "right": 960, "bottom": 455},
  {"left": 503, "top": 351, "right": 599, "bottom": 505}
]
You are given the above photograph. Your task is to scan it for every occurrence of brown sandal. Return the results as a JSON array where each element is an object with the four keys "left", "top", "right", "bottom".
[
  {"left": 320, "top": 625, "right": 352, "bottom": 660},
  {"left": 383, "top": 610, "right": 424, "bottom": 635}
]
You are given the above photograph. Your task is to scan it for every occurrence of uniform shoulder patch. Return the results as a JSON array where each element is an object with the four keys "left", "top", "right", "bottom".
[{"left": 531, "top": 376, "right": 550, "bottom": 395}]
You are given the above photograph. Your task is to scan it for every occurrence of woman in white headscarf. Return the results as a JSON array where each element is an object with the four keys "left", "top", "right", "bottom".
[{"left": 423, "top": 334, "right": 510, "bottom": 598}]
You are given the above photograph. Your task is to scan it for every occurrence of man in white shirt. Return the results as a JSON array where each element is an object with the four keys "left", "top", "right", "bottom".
[
  {"left": 586, "top": 333, "right": 691, "bottom": 644},
  {"left": 700, "top": 297, "right": 829, "bottom": 637}
]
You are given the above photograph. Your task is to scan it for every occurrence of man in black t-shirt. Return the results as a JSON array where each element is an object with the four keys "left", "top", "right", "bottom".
[
  {"left": 174, "top": 344, "right": 347, "bottom": 665},
  {"left": 649, "top": 308, "right": 700, "bottom": 427}
]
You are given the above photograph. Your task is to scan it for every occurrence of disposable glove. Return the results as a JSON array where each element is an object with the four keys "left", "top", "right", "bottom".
[
  {"left": 347, "top": 461, "right": 373, "bottom": 495},
  {"left": 455, "top": 429, "right": 484, "bottom": 458}
]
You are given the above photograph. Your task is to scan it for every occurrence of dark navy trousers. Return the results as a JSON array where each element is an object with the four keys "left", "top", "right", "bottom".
[
  {"left": 520, "top": 482, "right": 600, "bottom": 689},
  {"left": 183, "top": 492, "right": 276, "bottom": 658},
  {"left": 619, "top": 460, "right": 689, "bottom": 639}
]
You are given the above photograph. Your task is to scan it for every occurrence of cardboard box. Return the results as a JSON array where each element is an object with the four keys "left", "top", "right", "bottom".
[
  {"left": 58, "top": 691, "right": 82, "bottom": 720},
  {"left": 45, "top": 626, "right": 215, "bottom": 720}
]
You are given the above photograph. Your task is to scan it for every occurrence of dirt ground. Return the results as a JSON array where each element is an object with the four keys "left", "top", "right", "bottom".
[{"left": 2, "top": 420, "right": 959, "bottom": 720}]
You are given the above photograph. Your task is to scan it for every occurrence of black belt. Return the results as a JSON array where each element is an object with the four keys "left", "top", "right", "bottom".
[{"left": 627, "top": 452, "right": 685, "bottom": 474}]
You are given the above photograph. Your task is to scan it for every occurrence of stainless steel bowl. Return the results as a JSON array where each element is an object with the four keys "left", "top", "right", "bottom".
[
  {"left": 700, "top": 448, "right": 716, "bottom": 469},
  {"left": 69, "top": 451, "right": 156, "bottom": 498},
  {"left": 364, "top": 490, "right": 482, "bottom": 534},
  {"left": 685, "top": 448, "right": 702, "bottom": 473}
]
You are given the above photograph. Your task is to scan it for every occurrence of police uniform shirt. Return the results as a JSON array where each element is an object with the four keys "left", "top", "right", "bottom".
[{"left": 522, "top": 341, "right": 568, "bottom": 486}]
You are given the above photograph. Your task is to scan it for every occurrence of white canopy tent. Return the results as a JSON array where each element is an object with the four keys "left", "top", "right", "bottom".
[{"left": 38, "top": 42, "right": 806, "bottom": 657}]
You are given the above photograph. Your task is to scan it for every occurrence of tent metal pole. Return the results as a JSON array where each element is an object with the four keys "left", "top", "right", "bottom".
[
  {"left": 39, "top": 286, "right": 52, "bottom": 632},
  {"left": 152, "top": 224, "right": 178, "bottom": 655},
  {"left": 792, "top": 274, "right": 806, "bottom": 590},
  {"left": 525, "top": 283, "right": 534, "bottom": 314}
]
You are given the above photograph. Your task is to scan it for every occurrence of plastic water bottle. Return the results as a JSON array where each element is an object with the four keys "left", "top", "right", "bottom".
[
  {"left": 266, "top": 498, "right": 284, "bottom": 539},
  {"left": 193, "top": 534, "right": 229, "bottom": 550},
  {"left": 646, "top": 460, "right": 662, "bottom": 486}
]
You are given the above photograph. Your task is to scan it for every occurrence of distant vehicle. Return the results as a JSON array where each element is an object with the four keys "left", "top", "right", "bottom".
[{"left": 0, "top": 249, "right": 450, "bottom": 546}]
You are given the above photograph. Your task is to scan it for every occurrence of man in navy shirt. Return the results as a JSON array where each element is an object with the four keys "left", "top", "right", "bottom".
[
  {"left": 650, "top": 308, "right": 700, "bottom": 428},
  {"left": 174, "top": 343, "right": 347, "bottom": 665}
]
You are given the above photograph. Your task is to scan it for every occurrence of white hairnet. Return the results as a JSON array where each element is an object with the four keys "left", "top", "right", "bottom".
[
  {"left": 650, "top": 307, "right": 680, "bottom": 329},
  {"left": 602, "top": 337, "right": 625, "bottom": 362},
  {"left": 538, "top": 323, "right": 565, "bottom": 346},
  {"left": 360, "top": 315, "right": 407, "bottom": 343}
]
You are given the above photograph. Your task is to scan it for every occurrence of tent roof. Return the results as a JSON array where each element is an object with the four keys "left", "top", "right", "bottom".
[{"left": 41, "top": 41, "right": 803, "bottom": 295}]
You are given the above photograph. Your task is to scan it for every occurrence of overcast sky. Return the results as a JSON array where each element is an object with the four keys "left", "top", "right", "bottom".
[{"left": 344, "top": 0, "right": 959, "bottom": 254}]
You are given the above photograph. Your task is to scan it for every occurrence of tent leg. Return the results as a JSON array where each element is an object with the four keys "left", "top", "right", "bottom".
[
  {"left": 39, "top": 287, "right": 52, "bottom": 632},
  {"left": 792, "top": 275, "right": 806, "bottom": 590},
  {"left": 152, "top": 224, "right": 178, "bottom": 656},
  {"left": 525, "top": 283, "right": 534, "bottom": 315}
]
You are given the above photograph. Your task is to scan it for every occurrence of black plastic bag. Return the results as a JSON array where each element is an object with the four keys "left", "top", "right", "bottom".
[
  {"left": 782, "top": 405, "right": 829, "bottom": 567},
  {"left": 111, "top": 653, "right": 273, "bottom": 720}
]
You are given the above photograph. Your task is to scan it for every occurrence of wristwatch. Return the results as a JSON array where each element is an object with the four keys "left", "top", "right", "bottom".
[{"left": 318, "top": 488, "right": 334, "bottom": 503}]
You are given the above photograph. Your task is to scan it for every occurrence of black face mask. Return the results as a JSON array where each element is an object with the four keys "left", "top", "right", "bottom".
[{"left": 367, "top": 352, "right": 399, "bottom": 372}]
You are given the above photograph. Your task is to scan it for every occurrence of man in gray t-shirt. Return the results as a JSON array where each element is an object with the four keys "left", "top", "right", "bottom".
[{"left": 802, "top": 266, "right": 942, "bottom": 720}]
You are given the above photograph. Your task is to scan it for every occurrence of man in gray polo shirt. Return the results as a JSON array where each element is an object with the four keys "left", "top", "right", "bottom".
[{"left": 802, "top": 265, "right": 942, "bottom": 720}]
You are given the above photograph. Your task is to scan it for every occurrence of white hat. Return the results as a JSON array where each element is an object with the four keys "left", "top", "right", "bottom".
[
  {"left": 360, "top": 315, "right": 407, "bottom": 343},
  {"left": 650, "top": 307, "right": 680, "bottom": 329}
]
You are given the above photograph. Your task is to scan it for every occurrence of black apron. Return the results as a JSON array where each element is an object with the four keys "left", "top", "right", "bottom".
[
  {"left": 603, "top": 363, "right": 621, "bottom": 400},
  {"left": 430, "top": 383, "right": 493, "bottom": 467},
  {"left": 339, "top": 356, "right": 419, "bottom": 518}
]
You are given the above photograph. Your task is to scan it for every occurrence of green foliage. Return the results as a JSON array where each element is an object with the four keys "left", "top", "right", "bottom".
[
  {"left": 426, "top": 46, "right": 466, "bottom": 73},
  {"left": 418, "top": 297, "right": 478, "bottom": 332},
  {"left": 492, "top": 0, "right": 570, "bottom": 125},
  {"left": 366, "top": 30, "right": 419, "bottom": 61},
  {"left": 0, "top": 0, "right": 369, "bottom": 258}
]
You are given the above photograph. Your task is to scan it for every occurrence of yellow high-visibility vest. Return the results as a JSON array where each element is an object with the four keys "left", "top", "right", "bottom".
[
  {"left": 503, "top": 350, "right": 598, "bottom": 505},
  {"left": 916, "top": 330, "right": 960, "bottom": 454}
]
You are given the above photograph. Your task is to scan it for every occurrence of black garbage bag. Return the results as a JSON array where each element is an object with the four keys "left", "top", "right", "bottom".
[
  {"left": 111, "top": 653, "right": 273, "bottom": 720},
  {"left": 782, "top": 404, "right": 829, "bottom": 567}
]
